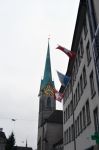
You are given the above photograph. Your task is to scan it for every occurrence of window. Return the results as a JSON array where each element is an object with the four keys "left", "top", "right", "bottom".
[
  {"left": 70, "top": 125, "right": 72, "bottom": 142},
  {"left": 71, "top": 124, "right": 74, "bottom": 140},
  {"left": 67, "top": 107, "right": 68, "bottom": 120},
  {"left": 68, "top": 105, "right": 70, "bottom": 118},
  {"left": 77, "top": 116, "right": 80, "bottom": 135},
  {"left": 77, "top": 117, "right": 79, "bottom": 136},
  {"left": 64, "top": 111, "right": 66, "bottom": 124},
  {"left": 90, "top": 71, "right": 96, "bottom": 98},
  {"left": 69, "top": 127, "right": 71, "bottom": 143},
  {"left": 73, "top": 93, "right": 76, "bottom": 109},
  {"left": 64, "top": 131, "right": 66, "bottom": 144},
  {"left": 77, "top": 49, "right": 81, "bottom": 67},
  {"left": 84, "top": 19, "right": 88, "bottom": 39},
  {"left": 86, "top": 100, "right": 91, "bottom": 125},
  {"left": 47, "top": 97, "right": 51, "bottom": 108},
  {"left": 86, "top": 41, "right": 91, "bottom": 65},
  {"left": 75, "top": 88, "right": 78, "bottom": 105},
  {"left": 80, "top": 75, "right": 83, "bottom": 95},
  {"left": 71, "top": 100, "right": 73, "bottom": 115},
  {"left": 75, "top": 58, "right": 78, "bottom": 74},
  {"left": 66, "top": 108, "right": 67, "bottom": 122},
  {"left": 83, "top": 66, "right": 87, "bottom": 87},
  {"left": 67, "top": 129, "right": 69, "bottom": 144},
  {"left": 66, "top": 130, "right": 68, "bottom": 144},
  {"left": 80, "top": 112, "right": 83, "bottom": 132},
  {"left": 82, "top": 106, "right": 86, "bottom": 129},
  {"left": 78, "top": 82, "right": 80, "bottom": 101},
  {"left": 73, "top": 65, "right": 76, "bottom": 82},
  {"left": 75, "top": 120, "right": 77, "bottom": 138},
  {"left": 93, "top": 107, "right": 99, "bottom": 133},
  {"left": 80, "top": 38, "right": 84, "bottom": 56}
]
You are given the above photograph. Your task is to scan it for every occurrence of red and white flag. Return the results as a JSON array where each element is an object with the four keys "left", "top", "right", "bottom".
[
  {"left": 54, "top": 89, "right": 64, "bottom": 102},
  {"left": 56, "top": 45, "right": 76, "bottom": 59}
]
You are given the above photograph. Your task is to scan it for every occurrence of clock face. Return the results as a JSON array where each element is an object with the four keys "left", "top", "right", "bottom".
[{"left": 44, "top": 84, "right": 54, "bottom": 96}]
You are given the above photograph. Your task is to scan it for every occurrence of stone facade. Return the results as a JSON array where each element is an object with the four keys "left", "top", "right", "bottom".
[
  {"left": 63, "top": 0, "right": 99, "bottom": 150},
  {"left": 38, "top": 110, "right": 63, "bottom": 150}
]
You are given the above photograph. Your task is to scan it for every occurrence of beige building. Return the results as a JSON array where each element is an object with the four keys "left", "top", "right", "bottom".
[{"left": 63, "top": 0, "right": 99, "bottom": 150}]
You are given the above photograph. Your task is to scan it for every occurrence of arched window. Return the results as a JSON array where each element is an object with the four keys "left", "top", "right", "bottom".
[{"left": 47, "top": 97, "right": 51, "bottom": 108}]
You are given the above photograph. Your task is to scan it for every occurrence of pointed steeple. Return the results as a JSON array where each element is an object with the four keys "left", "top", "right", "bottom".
[
  {"left": 43, "top": 39, "right": 52, "bottom": 82},
  {"left": 40, "top": 39, "right": 54, "bottom": 90}
]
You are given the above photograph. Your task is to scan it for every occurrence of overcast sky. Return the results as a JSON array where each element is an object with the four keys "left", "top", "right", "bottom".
[{"left": 0, "top": 0, "right": 79, "bottom": 149}]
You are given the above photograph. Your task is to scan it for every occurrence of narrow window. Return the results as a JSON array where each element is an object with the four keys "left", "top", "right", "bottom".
[
  {"left": 75, "top": 120, "right": 77, "bottom": 138},
  {"left": 80, "top": 112, "right": 82, "bottom": 132},
  {"left": 80, "top": 74, "right": 83, "bottom": 95},
  {"left": 93, "top": 107, "right": 99, "bottom": 133},
  {"left": 80, "top": 38, "right": 84, "bottom": 56},
  {"left": 86, "top": 41, "right": 91, "bottom": 65},
  {"left": 71, "top": 124, "right": 74, "bottom": 140},
  {"left": 71, "top": 100, "right": 73, "bottom": 115},
  {"left": 69, "top": 127, "right": 71, "bottom": 143},
  {"left": 84, "top": 19, "right": 88, "bottom": 39},
  {"left": 82, "top": 106, "right": 86, "bottom": 129},
  {"left": 75, "top": 58, "right": 78, "bottom": 74},
  {"left": 64, "top": 111, "right": 66, "bottom": 124},
  {"left": 77, "top": 117, "right": 79, "bottom": 136},
  {"left": 66, "top": 108, "right": 67, "bottom": 122},
  {"left": 78, "top": 82, "right": 80, "bottom": 101},
  {"left": 73, "top": 93, "right": 76, "bottom": 109},
  {"left": 90, "top": 71, "right": 96, "bottom": 98},
  {"left": 75, "top": 88, "right": 78, "bottom": 105},
  {"left": 86, "top": 100, "right": 91, "bottom": 125},
  {"left": 67, "top": 129, "right": 69, "bottom": 144},
  {"left": 83, "top": 66, "right": 87, "bottom": 87},
  {"left": 78, "top": 49, "right": 81, "bottom": 67}
]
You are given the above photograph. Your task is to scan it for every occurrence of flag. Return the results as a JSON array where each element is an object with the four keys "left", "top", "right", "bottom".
[
  {"left": 57, "top": 71, "right": 71, "bottom": 86},
  {"left": 54, "top": 89, "right": 64, "bottom": 102},
  {"left": 56, "top": 45, "right": 76, "bottom": 59}
]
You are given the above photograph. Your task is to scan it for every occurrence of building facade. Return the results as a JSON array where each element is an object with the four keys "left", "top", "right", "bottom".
[{"left": 63, "top": 0, "right": 99, "bottom": 150}]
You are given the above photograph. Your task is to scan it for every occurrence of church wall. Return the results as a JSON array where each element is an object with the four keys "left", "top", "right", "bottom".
[{"left": 45, "top": 123, "right": 63, "bottom": 150}]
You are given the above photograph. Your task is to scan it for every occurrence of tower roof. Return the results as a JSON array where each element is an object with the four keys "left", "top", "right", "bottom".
[{"left": 40, "top": 40, "right": 54, "bottom": 90}]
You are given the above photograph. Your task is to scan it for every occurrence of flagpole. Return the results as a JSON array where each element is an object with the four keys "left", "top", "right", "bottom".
[{"left": 71, "top": 75, "right": 76, "bottom": 150}]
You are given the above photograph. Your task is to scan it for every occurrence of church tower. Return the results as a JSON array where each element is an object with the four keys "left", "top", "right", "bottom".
[
  {"left": 37, "top": 40, "right": 56, "bottom": 150},
  {"left": 38, "top": 40, "right": 56, "bottom": 127}
]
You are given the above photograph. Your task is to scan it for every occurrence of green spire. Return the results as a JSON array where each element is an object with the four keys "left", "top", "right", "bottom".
[
  {"left": 44, "top": 40, "right": 52, "bottom": 81},
  {"left": 40, "top": 40, "right": 54, "bottom": 90}
]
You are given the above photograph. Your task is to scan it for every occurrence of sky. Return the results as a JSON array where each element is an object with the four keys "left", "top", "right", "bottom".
[{"left": 0, "top": 0, "right": 80, "bottom": 149}]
